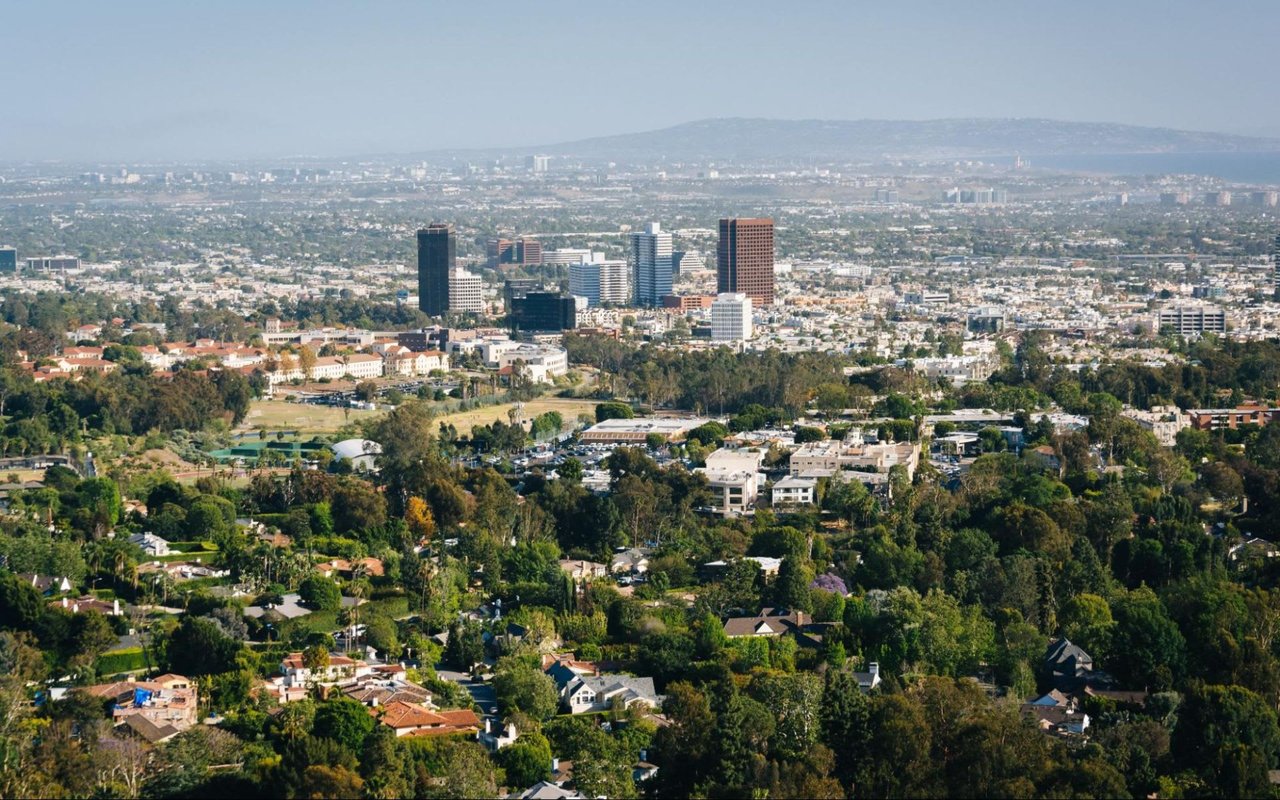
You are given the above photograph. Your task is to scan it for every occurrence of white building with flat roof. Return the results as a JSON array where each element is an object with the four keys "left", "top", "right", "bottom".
[
  {"left": 448, "top": 270, "right": 484, "bottom": 314},
  {"left": 711, "top": 293, "right": 753, "bottom": 342}
]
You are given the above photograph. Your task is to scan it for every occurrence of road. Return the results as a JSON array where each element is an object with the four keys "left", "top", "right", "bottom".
[{"left": 435, "top": 666, "right": 498, "bottom": 717}]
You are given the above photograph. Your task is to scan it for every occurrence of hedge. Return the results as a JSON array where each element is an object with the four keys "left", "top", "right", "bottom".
[{"left": 96, "top": 647, "right": 148, "bottom": 676}]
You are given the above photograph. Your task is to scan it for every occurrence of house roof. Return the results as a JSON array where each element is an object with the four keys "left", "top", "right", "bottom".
[{"left": 122, "top": 714, "right": 180, "bottom": 744}]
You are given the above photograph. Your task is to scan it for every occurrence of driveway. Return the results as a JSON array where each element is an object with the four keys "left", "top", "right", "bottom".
[{"left": 435, "top": 666, "right": 499, "bottom": 717}]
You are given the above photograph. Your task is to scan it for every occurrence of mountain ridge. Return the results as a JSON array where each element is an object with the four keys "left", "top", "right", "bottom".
[{"left": 417, "top": 117, "right": 1280, "bottom": 162}]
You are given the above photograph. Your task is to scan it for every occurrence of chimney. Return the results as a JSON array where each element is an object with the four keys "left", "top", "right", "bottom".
[
  {"left": 551, "top": 757, "right": 559, "bottom": 772},
  {"left": 869, "top": 662, "right": 879, "bottom": 677}
]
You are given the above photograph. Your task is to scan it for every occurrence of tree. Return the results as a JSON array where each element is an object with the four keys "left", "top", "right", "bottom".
[
  {"left": 494, "top": 658, "right": 560, "bottom": 720},
  {"left": 1110, "top": 587, "right": 1187, "bottom": 689},
  {"left": 298, "top": 575, "right": 342, "bottom": 611},
  {"left": 595, "top": 401, "right": 634, "bottom": 422},
  {"left": 775, "top": 556, "right": 814, "bottom": 612},
  {"left": 821, "top": 669, "right": 870, "bottom": 790},
  {"left": 313, "top": 696, "right": 376, "bottom": 753},
  {"left": 405, "top": 496, "right": 436, "bottom": 543},
  {"left": 1174, "top": 683, "right": 1280, "bottom": 790},
  {"left": 498, "top": 731, "right": 553, "bottom": 787},
  {"left": 164, "top": 616, "right": 240, "bottom": 675}
]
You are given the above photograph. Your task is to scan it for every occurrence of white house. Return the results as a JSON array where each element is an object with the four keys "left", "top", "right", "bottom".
[
  {"left": 128, "top": 532, "right": 171, "bottom": 557},
  {"left": 772, "top": 475, "right": 818, "bottom": 507}
]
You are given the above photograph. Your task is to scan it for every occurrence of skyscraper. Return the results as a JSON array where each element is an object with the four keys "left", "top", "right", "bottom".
[
  {"left": 630, "top": 222, "right": 672, "bottom": 307},
  {"left": 717, "top": 218, "right": 774, "bottom": 307},
  {"left": 417, "top": 223, "right": 455, "bottom": 316},
  {"left": 0, "top": 248, "right": 16, "bottom": 273},
  {"left": 1273, "top": 234, "right": 1280, "bottom": 296}
]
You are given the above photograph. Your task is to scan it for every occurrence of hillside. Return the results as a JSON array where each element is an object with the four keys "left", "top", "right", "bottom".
[{"left": 525, "top": 117, "right": 1280, "bottom": 162}]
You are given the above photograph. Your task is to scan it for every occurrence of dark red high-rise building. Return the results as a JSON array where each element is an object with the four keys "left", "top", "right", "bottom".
[{"left": 717, "top": 218, "right": 774, "bottom": 306}]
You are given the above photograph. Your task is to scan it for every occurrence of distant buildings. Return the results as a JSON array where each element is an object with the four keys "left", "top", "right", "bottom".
[
  {"left": 486, "top": 237, "right": 543, "bottom": 268},
  {"left": 417, "top": 224, "right": 454, "bottom": 317},
  {"left": 569, "top": 259, "right": 629, "bottom": 307},
  {"left": 941, "top": 187, "right": 1007, "bottom": 204},
  {"left": 0, "top": 247, "right": 15, "bottom": 273},
  {"left": 1154, "top": 306, "right": 1226, "bottom": 336},
  {"left": 671, "top": 250, "right": 705, "bottom": 274},
  {"left": 526, "top": 154, "right": 550, "bottom": 173},
  {"left": 717, "top": 217, "right": 775, "bottom": 307},
  {"left": 26, "top": 255, "right": 79, "bottom": 271},
  {"left": 630, "top": 222, "right": 673, "bottom": 307},
  {"left": 711, "top": 292, "right": 753, "bottom": 342}
]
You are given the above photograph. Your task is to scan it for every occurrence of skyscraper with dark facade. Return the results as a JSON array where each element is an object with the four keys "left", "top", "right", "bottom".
[
  {"left": 417, "top": 224, "right": 455, "bottom": 316},
  {"left": 717, "top": 218, "right": 775, "bottom": 307}
]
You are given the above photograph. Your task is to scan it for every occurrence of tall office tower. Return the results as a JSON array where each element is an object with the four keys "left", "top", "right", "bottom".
[
  {"left": 0, "top": 248, "right": 16, "bottom": 273},
  {"left": 417, "top": 223, "right": 455, "bottom": 316},
  {"left": 569, "top": 259, "right": 629, "bottom": 307},
  {"left": 1273, "top": 234, "right": 1280, "bottom": 295},
  {"left": 486, "top": 237, "right": 513, "bottom": 268},
  {"left": 717, "top": 217, "right": 775, "bottom": 307},
  {"left": 630, "top": 222, "right": 673, "bottom": 307},
  {"left": 526, "top": 154, "right": 550, "bottom": 173},
  {"left": 515, "top": 238, "right": 543, "bottom": 266},
  {"left": 448, "top": 269, "right": 484, "bottom": 314},
  {"left": 711, "top": 293, "right": 753, "bottom": 342}
]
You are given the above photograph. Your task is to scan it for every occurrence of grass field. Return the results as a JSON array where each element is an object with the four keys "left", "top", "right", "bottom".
[
  {"left": 433, "top": 397, "right": 599, "bottom": 433},
  {"left": 241, "top": 400, "right": 380, "bottom": 434},
  {"left": 241, "top": 396, "right": 599, "bottom": 437}
]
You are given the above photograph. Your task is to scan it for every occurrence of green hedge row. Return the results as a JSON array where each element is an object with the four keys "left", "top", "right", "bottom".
[{"left": 96, "top": 647, "right": 148, "bottom": 676}]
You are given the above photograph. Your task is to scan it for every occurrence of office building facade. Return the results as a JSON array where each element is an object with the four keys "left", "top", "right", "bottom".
[
  {"left": 717, "top": 218, "right": 775, "bottom": 307},
  {"left": 630, "top": 222, "right": 672, "bottom": 306},
  {"left": 511, "top": 292, "right": 578, "bottom": 332},
  {"left": 569, "top": 259, "right": 629, "bottom": 307},
  {"left": 1154, "top": 306, "right": 1226, "bottom": 336},
  {"left": 0, "top": 248, "right": 16, "bottom": 273},
  {"left": 711, "top": 293, "right": 753, "bottom": 342},
  {"left": 448, "top": 269, "right": 484, "bottom": 314},
  {"left": 417, "top": 224, "right": 455, "bottom": 316}
]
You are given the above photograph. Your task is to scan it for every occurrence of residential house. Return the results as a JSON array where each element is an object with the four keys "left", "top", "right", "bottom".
[
  {"left": 1021, "top": 690, "right": 1090, "bottom": 736},
  {"left": 853, "top": 662, "right": 882, "bottom": 692},
  {"left": 722, "top": 608, "right": 812, "bottom": 639},
  {"left": 556, "top": 674, "right": 662, "bottom": 715},
  {"left": 559, "top": 559, "right": 608, "bottom": 580},
  {"left": 771, "top": 475, "right": 818, "bottom": 507},
  {"left": 509, "top": 782, "right": 585, "bottom": 800},
  {"left": 610, "top": 548, "right": 650, "bottom": 575},
  {"left": 51, "top": 595, "right": 122, "bottom": 616},
  {"left": 17, "top": 573, "right": 73, "bottom": 595},
  {"left": 478, "top": 718, "right": 520, "bottom": 752},
  {"left": 127, "top": 532, "right": 171, "bottom": 557},
  {"left": 376, "top": 701, "right": 481, "bottom": 738},
  {"left": 83, "top": 674, "right": 198, "bottom": 731},
  {"left": 278, "top": 651, "right": 372, "bottom": 689}
]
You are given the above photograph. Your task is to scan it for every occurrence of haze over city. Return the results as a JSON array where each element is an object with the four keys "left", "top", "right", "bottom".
[{"left": 6, "top": 0, "right": 1280, "bottom": 160}]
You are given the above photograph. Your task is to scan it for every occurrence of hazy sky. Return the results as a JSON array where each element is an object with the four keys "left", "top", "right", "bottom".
[{"left": 4, "top": 0, "right": 1278, "bottom": 161}]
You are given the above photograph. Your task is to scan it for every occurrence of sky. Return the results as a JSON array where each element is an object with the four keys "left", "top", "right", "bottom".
[{"left": 3, "top": 0, "right": 1278, "bottom": 162}]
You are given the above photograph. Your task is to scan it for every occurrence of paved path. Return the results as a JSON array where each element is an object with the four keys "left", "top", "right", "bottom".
[{"left": 435, "top": 666, "right": 498, "bottom": 716}]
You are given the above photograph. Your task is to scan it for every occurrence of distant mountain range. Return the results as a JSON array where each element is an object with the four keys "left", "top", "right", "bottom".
[{"left": 502, "top": 118, "right": 1280, "bottom": 162}]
